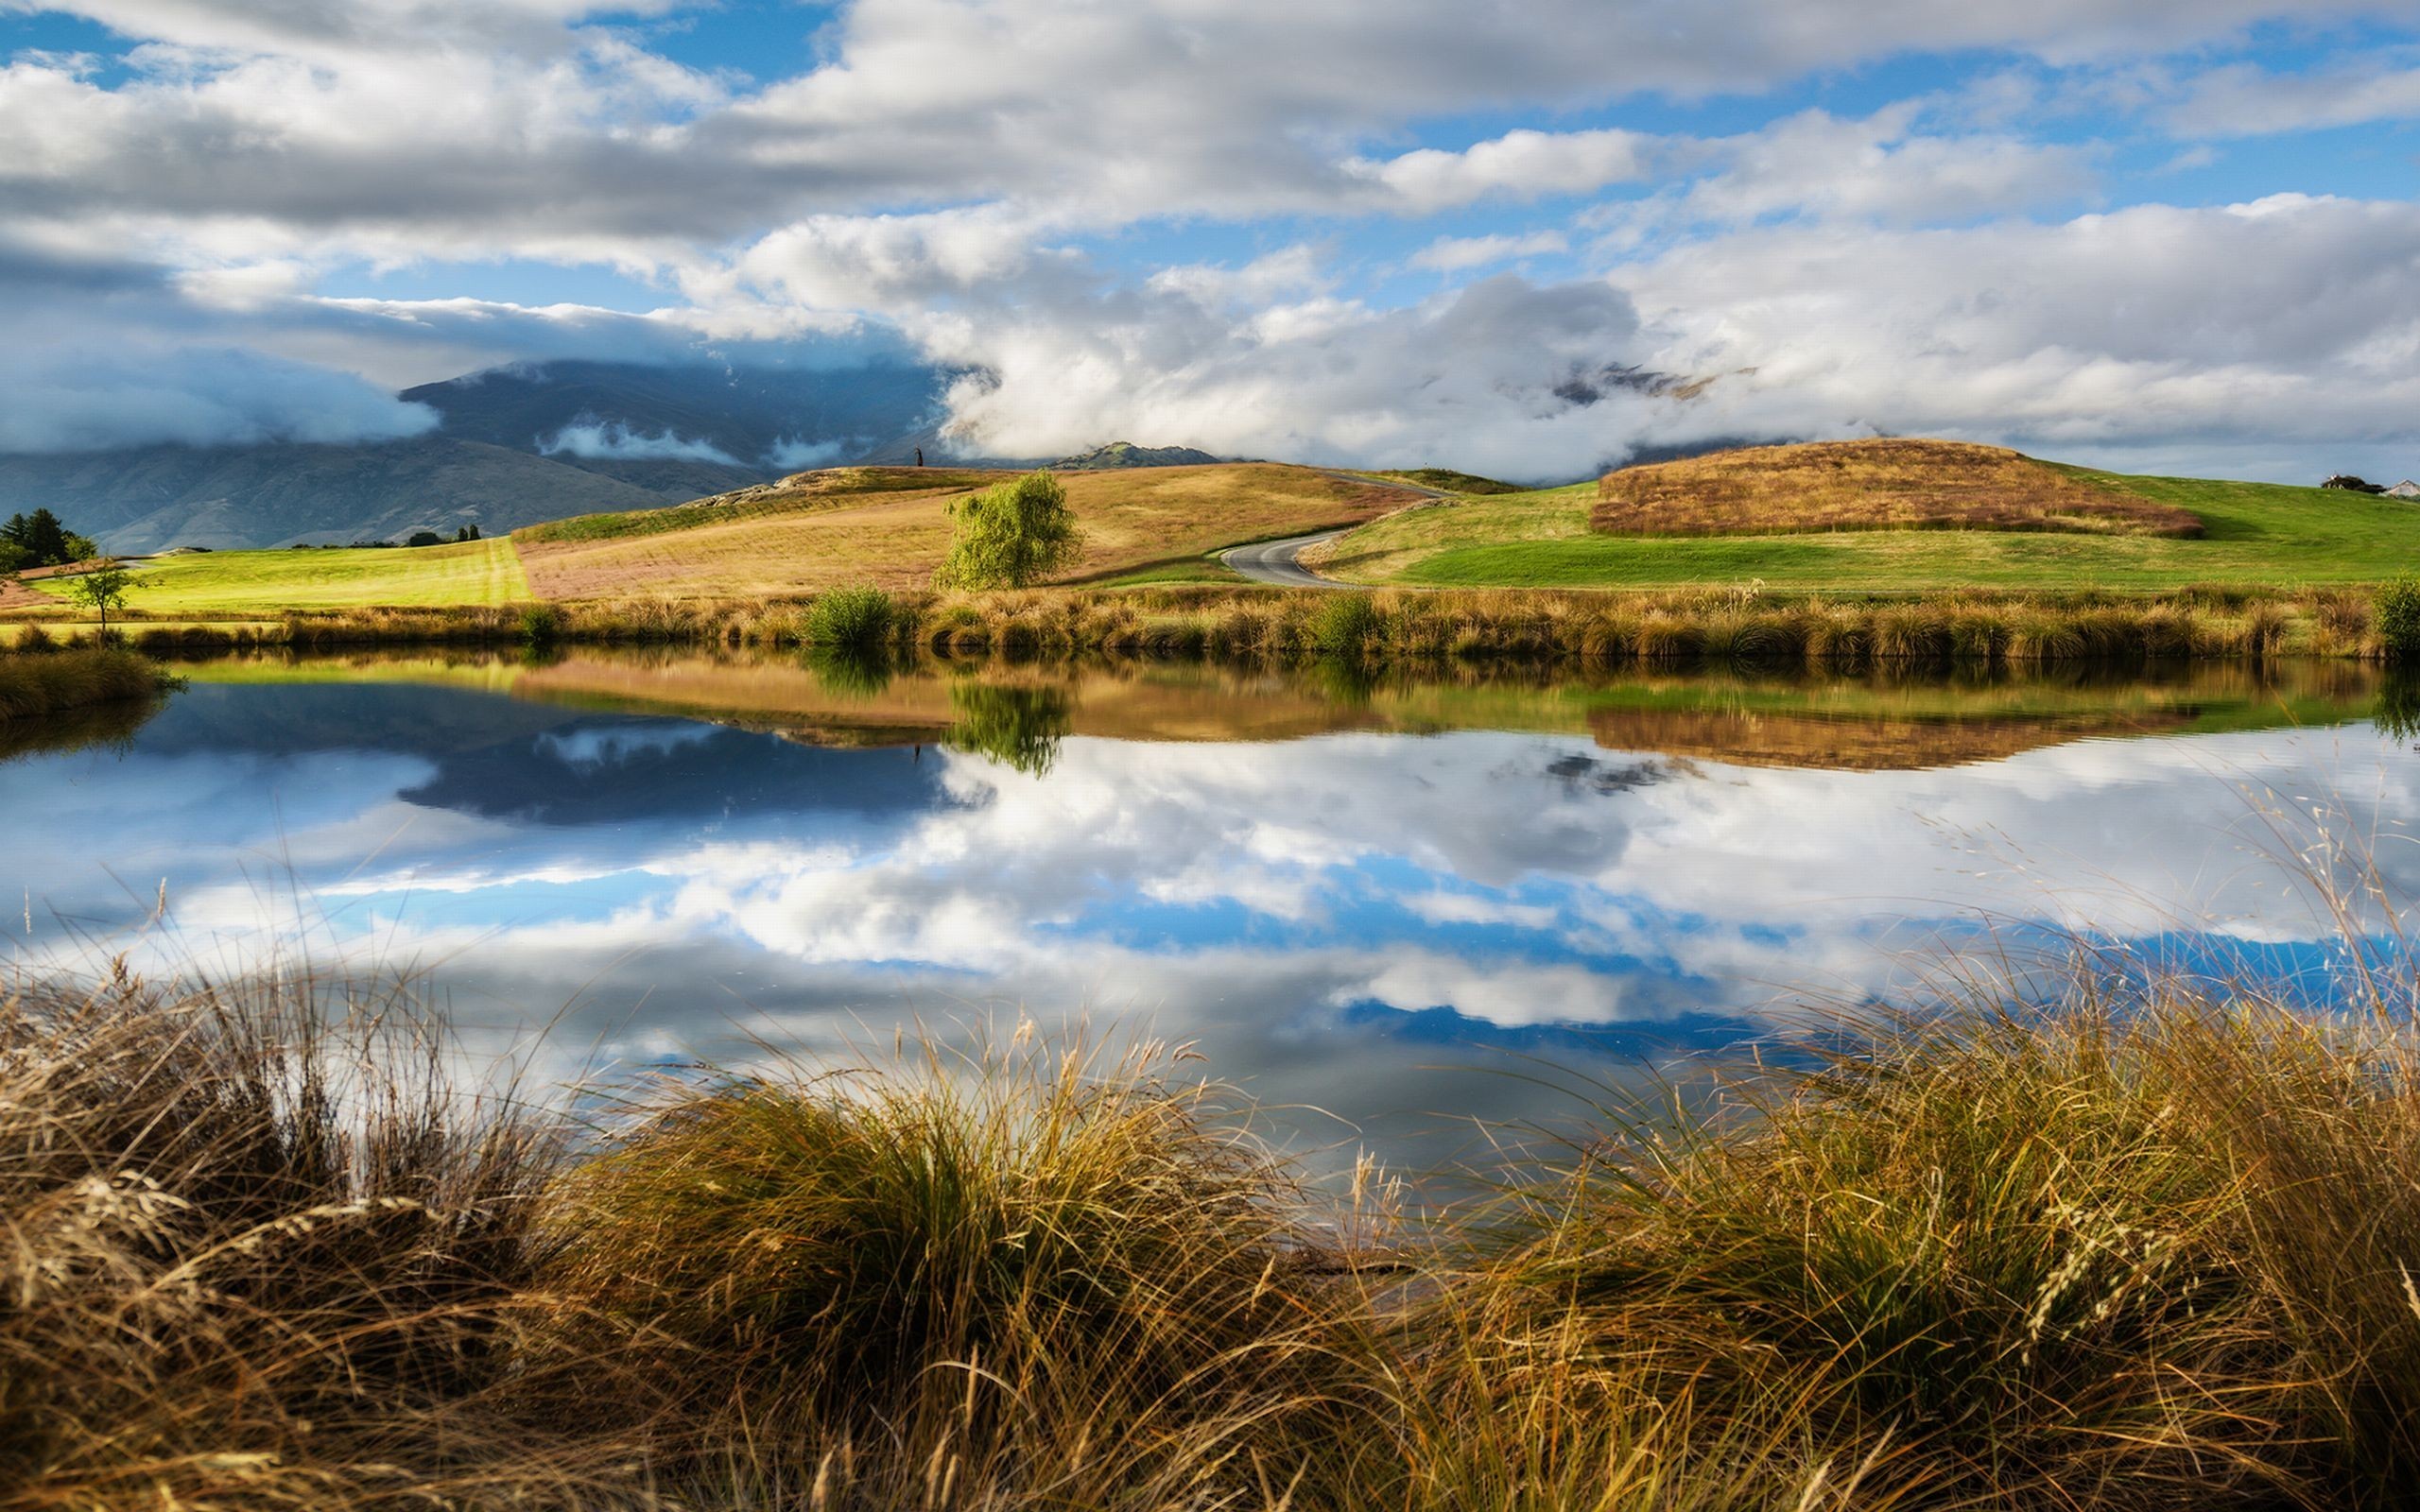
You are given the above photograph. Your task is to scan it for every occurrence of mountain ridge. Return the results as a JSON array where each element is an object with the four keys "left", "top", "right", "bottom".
[{"left": 0, "top": 361, "right": 951, "bottom": 551}]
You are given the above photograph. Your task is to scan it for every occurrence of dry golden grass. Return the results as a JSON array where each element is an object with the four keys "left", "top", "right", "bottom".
[
  {"left": 1593, "top": 439, "right": 2206, "bottom": 539},
  {"left": 0, "top": 644, "right": 170, "bottom": 719},
  {"left": 25, "top": 952, "right": 2420, "bottom": 1508},
  {"left": 515, "top": 463, "right": 1405, "bottom": 601}
]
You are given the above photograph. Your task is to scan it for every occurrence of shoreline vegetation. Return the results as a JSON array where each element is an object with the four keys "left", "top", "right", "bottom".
[
  {"left": 0, "top": 644, "right": 178, "bottom": 722},
  {"left": 12, "top": 960, "right": 2420, "bottom": 1508},
  {"left": 5, "top": 578, "right": 2420, "bottom": 668}
]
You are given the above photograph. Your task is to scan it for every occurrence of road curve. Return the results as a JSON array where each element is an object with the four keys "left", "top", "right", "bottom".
[
  {"left": 1221, "top": 529, "right": 1362, "bottom": 589},
  {"left": 1220, "top": 472, "right": 1457, "bottom": 588}
]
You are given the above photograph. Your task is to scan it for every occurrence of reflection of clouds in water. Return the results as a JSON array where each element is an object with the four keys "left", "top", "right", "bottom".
[
  {"left": 8, "top": 694, "right": 2419, "bottom": 1092},
  {"left": 532, "top": 722, "right": 720, "bottom": 772}
]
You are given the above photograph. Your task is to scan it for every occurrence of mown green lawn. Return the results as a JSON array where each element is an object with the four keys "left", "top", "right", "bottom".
[
  {"left": 1324, "top": 470, "right": 2420, "bottom": 592},
  {"left": 31, "top": 541, "right": 531, "bottom": 614}
]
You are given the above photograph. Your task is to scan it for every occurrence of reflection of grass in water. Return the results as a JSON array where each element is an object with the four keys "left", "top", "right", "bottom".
[
  {"left": 945, "top": 679, "right": 1071, "bottom": 776},
  {"left": 804, "top": 643, "right": 894, "bottom": 697},
  {"left": 0, "top": 696, "right": 163, "bottom": 764},
  {"left": 1305, "top": 653, "right": 1378, "bottom": 707},
  {"left": 2379, "top": 673, "right": 2420, "bottom": 743}
]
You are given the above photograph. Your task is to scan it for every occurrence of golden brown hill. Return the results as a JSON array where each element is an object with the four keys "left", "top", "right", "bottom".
[
  {"left": 515, "top": 463, "right": 1408, "bottom": 599},
  {"left": 1592, "top": 439, "right": 2204, "bottom": 539}
]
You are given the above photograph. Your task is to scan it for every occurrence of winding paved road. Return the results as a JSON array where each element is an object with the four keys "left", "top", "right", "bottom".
[
  {"left": 1221, "top": 529, "right": 1360, "bottom": 589},
  {"left": 1219, "top": 472, "right": 1456, "bottom": 589}
]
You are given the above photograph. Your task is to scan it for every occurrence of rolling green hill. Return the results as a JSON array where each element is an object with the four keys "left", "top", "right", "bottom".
[{"left": 1315, "top": 445, "right": 2420, "bottom": 591}]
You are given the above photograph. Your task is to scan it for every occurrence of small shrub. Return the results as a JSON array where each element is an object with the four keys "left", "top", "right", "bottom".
[
  {"left": 803, "top": 584, "right": 894, "bottom": 650},
  {"left": 519, "top": 604, "right": 561, "bottom": 644},
  {"left": 2377, "top": 576, "right": 2420, "bottom": 662},
  {"left": 1310, "top": 593, "right": 1382, "bottom": 659}
]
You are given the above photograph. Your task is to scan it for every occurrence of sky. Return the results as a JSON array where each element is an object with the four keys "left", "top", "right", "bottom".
[{"left": 5, "top": 0, "right": 2420, "bottom": 480}]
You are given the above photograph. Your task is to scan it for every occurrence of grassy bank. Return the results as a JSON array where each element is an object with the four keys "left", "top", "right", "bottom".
[
  {"left": 10, "top": 962, "right": 2420, "bottom": 1508},
  {"left": 25, "top": 538, "right": 532, "bottom": 614},
  {"left": 0, "top": 644, "right": 174, "bottom": 721},
  {"left": 53, "top": 580, "right": 2416, "bottom": 668},
  {"left": 1327, "top": 465, "right": 2420, "bottom": 591}
]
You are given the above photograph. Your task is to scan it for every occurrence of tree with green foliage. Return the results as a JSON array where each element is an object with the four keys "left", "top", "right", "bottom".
[
  {"left": 933, "top": 470, "right": 1081, "bottom": 590},
  {"left": 406, "top": 530, "right": 445, "bottom": 547},
  {"left": 64, "top": 561, "right": 134, "bottom": 632},
  {"left": 0, "top": 541, "right": 29, "bottom": 576},
  {"left": 1, "top": 508, "right": 95, "bottom": 568},
  {"left": 454, "top": 524, "right": 482, "bottom": 542}
]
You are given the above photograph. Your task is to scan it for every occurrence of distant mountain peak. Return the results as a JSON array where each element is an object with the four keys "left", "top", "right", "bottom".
[{"left": 1052, "top": 441, "right": 1220, "bottom": 470}]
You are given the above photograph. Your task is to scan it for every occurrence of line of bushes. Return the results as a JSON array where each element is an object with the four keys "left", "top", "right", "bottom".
[
  {"left": 0, "top": 643, "right": 174, "bottom": 721},
  {"left": 13, "top": 578, "right": 2419, "bottom": 668},
  {"left": 10, "top": 962, "right": 2420, "bottom": 1508}
]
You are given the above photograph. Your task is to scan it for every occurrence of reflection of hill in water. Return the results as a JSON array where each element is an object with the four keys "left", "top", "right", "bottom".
[
  {"left": 1585, "top": 706, "right": 2200, "bottom": 770},
  {"left": 169, "top": 649, "right": 2394, "bottom": 774}
]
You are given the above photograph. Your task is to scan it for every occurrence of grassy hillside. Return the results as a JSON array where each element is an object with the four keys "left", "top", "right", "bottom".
[
  {"left": 1319, "top": 449, "right": 2420, "bottom": 591},
  {"left": 26, "top": 539, "right": 530, "bottom": 614},
  {"left": 515, "top": 463, "right": 1406, "bottom": 599},
  {"left": 1592, "top": 439, "right": 2201, "bottom": 537}
]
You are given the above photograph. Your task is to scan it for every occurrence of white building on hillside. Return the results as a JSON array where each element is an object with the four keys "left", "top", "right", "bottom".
[{"left": 2389, "top": 479, "right": 2420, "bottom": 499}]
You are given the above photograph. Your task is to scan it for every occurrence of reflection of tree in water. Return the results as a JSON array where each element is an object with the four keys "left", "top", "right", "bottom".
[
  {"left": 2379, "top": 673, "right": 2420, "bottom": 745},
  {"left": 1304, "top": 653, "right": 1378, "bottom": 708},
  {"left": 0, "top": 696, "right": 164, "bottom": 765},
  {"left": 946, "top": 680, "right": 1072, "bottom": 777},
  {"left": 807, "top": 644, "right": 894, "bottom": 698}
]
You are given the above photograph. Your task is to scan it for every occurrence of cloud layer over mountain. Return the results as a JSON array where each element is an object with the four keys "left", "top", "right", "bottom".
[{"left": 4, "top": 0, "right": 2418, "bottom": 478}]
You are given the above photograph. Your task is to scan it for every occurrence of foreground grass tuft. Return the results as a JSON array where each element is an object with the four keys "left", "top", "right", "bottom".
[
  {"left": 14, "top": 962, "right": 2420, "bottom": 1507},
  {"left": 550, "top": 1036, "right": 1379, "bottom": 1505}
]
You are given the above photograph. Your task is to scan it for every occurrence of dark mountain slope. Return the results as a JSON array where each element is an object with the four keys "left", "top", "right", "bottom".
[
  {"left": 401, "top": 361, "right": 947, "bottom": 466},
  {"left": 0, "top": 438, "right": 713, "bottom": 552}
]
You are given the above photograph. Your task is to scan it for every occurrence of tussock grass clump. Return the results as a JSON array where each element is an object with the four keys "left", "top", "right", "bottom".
[
  {"left": 1493, "top": 993, "right": 2420, "bottom": 1506},
  {"left": 0, "top": 969, "right": 603, "bottom": 1510},
  {"left": 1311, "top": 593, "right": 1383, "bottom": 659},
  {"left": 546, "top": 1037, "right": 1377, "bottom": 1502},
  {"left": 802, "top": 583, "right": 895, "bottom": 650},
  {"left": 0, "top": 645, "right": 169, "bottom": 720}
]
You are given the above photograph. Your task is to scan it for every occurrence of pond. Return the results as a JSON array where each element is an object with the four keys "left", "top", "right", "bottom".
[{"left": 5, "top": 648, "right": 2416, "bottom": 1168}]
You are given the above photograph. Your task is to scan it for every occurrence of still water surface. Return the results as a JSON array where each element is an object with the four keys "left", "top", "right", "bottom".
[{"left": 5, "top": 651, "right": 2415, "bottom": 1164}]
